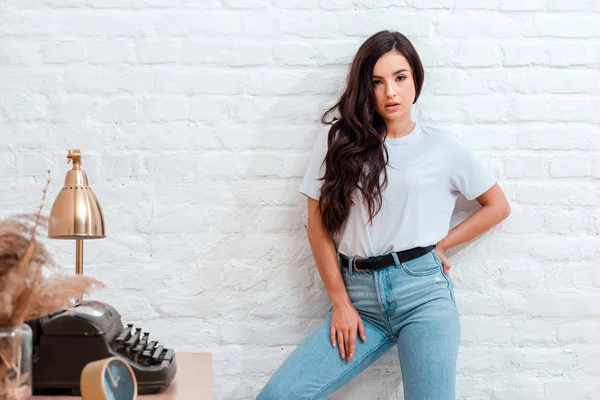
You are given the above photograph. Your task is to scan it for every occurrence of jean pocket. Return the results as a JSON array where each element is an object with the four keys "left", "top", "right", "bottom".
[
  {"left": 431, "top": 250, "right": 443, "bottom": 267},
  {"left": 401, "top": 252, "right": 440, "bottom": 276}
]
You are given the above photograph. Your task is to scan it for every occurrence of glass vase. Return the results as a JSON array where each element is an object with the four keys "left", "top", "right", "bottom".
[{"left": 0, "top": 324, "right": 32, "bottom": 400}]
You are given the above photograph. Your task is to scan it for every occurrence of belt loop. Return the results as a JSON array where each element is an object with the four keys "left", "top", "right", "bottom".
[
  {"left": 391, "top": 252, "right": 401, "bottom": 268},
  {"left": 348, "top": 256, "right": 354, "bottom": 275}
]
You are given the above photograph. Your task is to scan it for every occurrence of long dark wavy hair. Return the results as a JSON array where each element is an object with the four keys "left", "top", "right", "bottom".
[{"left": 318, "top": 30, "right": 425, "bottom": 236}]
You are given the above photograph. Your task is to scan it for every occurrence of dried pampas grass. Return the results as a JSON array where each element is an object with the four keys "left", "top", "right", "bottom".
[{"left": 0, "top": 170, "right": 105, "bottom": 399}]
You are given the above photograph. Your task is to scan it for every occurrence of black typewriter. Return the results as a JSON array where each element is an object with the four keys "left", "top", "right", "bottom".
[{"left": 28, "top": 300, "right": 177, "bottom": 396}]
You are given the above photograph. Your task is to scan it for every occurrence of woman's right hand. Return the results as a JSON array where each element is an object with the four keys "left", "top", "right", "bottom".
[{"left": 330, "top": 303, "right": 366, "bottom": 362}]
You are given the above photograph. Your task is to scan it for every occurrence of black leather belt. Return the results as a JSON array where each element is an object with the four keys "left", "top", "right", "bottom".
[{"left": 339, "top": 245, "right": 436, "bottom": 272}]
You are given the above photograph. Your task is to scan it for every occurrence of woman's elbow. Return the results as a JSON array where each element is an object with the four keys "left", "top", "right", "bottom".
[{"left": 499, "top": 201, "right": 511, "bottom": 221}]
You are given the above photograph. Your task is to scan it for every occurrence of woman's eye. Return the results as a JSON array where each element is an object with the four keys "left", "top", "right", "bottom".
[
  {"left": 373, "top": 80, "right": 382, "bottom": 85},
  {"left": 397, "top": 76, "right": 406, "bottom": 81}
]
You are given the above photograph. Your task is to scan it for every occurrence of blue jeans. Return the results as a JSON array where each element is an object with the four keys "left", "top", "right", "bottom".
[{"left": 257, "top": 249, "right": 460, "bottom": 400}]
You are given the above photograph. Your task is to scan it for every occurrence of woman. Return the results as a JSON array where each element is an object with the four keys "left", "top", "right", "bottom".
[{"left": 257, "top": 30, "right": 511, "bottom": 400}]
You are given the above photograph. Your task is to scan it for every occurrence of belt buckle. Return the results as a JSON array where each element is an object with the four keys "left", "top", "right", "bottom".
[{"left": 353, "top": 257, "right": 365, "bottom": 272}]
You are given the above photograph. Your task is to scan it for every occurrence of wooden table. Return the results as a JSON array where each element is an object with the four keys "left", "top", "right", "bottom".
[{"left": 34, "top": 352, "right": 213, "bottom": 400}]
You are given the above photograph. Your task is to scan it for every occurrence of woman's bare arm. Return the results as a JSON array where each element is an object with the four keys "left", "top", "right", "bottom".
[
  {"left": 306, "top": 197, "right": 351, "bottom": 309},
  {"left": 306, "top": 196, "right": 365, "bottom": 363}
]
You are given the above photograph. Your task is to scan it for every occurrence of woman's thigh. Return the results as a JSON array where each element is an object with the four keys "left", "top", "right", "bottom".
[
  {"left": 396, "top": 309, "right": 460, "bottom": 400},
  {"left": 393, "top": 251, "right": 461, "bottom": 400},
  {"left": 257, "top": 310, "right": 394, "bottom": 400}
]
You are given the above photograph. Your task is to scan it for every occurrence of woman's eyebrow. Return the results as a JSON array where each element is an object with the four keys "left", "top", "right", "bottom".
[{"left": 372, "top": 69, "right": 409, "bottom": 79}]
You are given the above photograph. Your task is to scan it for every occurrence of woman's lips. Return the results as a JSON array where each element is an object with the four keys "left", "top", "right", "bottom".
[{"left": 385, "top": 104, "right": 400, "bottom": 111}]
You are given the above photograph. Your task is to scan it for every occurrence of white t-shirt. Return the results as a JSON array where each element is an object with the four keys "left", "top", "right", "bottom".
[{"left": 299, "top": 122, "right": 496, "bottom": 258}]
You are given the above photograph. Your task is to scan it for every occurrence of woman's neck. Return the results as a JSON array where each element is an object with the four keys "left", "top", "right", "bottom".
[{"left": 385, "top": 115, "right": 415, "bottom": 139}]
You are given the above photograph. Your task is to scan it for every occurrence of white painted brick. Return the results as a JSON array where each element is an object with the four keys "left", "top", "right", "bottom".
[
  {"left": 499, "top": 260, "right": 545, "bottom": 288},
  {"left": 3, "top": 10, "right": 63, "bottom": 36},
  {"left": 277, "top": 13, "right": 341, "bottom": 38},
  {"left": 544, "top": 380, "right": 600, "bottom": 400},
  {"left": 499, "top": 208, "right": 544, "bottom": 234},
  {"left": 0, "top": 93, "right": 46, "bottom": 120},
  {"left": 548, "top": 42, "right": 600, "bottom": 67},
  {"left": 420, "top": 41, "right": 502, "bottom": 68},
  {"left": 134, "top": 0, "right": 184, "bottom": 7},
  {"left": 272, "top": 42, "right": 317, "bottom": 66},
  {"left": 461, "top": 316, "right": 555, "bottom": 344},
  {"left": 64, "top": 67, "right": 154, "bottom": 93},
  {"left": 546, "top": 0, "right": 598, "bottom": 11},
  {"left": 45, "top": 0, "right": 86, "bottom": 6},
  {"left": 273, "top": 0, "right": 319, "bottom": 8},
  {"left": 94, "top": 96, "right": 138, "bottom": 123},
  {"left": 508, "top": 97, "right": 599, "bottom": 123},
  {"left": 453, "top": 0, "right": 498, "bottom": 8},
  {"left": 155, "top": 70, "right": 245, "bottom": 94},
  {"left": 87, "top": 40, "right": 135, "bottom": 64},
  {"left": 493, "top": 382, "right": 545, "bottom": 400},
  {"left": 135, "top": 40, "right": 180, "bottom": 64},
  {"left": 189, "top": 96, "right": 235, "bottom": 122},
  {"left": 544, "top": 209, "right": 596, "bottom": 235},
  {"left": 0, "top": 70, "right": 59, "bottom": 93},
  {"left": 63, "top": 11, "right": 156, "bottom": 36},
  {"left": 46, "top": 94, "right": 93, "bottom": 122},
  {"left": 558, "top": 317, "right": 600, "bottom": 342},
  {"left": 407, "top": 0, "right": 452, "bottom": 7},
  {"left": 509, "top": 183, "right": 597, "bottom": 206},
  {"left": 523, "top": 15, "right": 600, "bottom": 39},
  {"left": 319, "top": 0, "right": 407, "bottom": 9},
  {"left": 42, "top": 41, "right": 86, "bottom": 64},
  {"left": 500, "top": 0, "right": 544, "bottom": 10},
  {"left": 212, "top": 123, "right": 319, "bottom": 150},
  {"left": 502, "top": 42, "right": 548, "bottom": 66},
  {"left": 506, "top": 291, "right": 600, "bottom": 318},
  {"left": 115, "top": 122, "right": 223, "bottom": 150},
  {"left": 87, "top": 0, "right": 135, "bottom": 7},
  {"left": 0, "top": 39, "right": 43, "bottom": 64},
  {"left": 178, "top": 0, "right": 220, "bottom": 7},
  {"left": 518, "top": 125, "right": 600, "bottom": 150},
  {"left": 234, "top": 96, "right": 328, "bottom": 124},
  {"left": 317, "top": 40, "right": 362, "bottom": 65},
  {"left": 246, "top": 69, "right": 344, "bottom": 96},
  {"left": 436, "top": 14, "right": 523, "bottom": 38},
  {"left": 182, "top": 39, "right": 271, "bottom": 66},
  {"left": 504, "top": 155, "right": 547, "bottom": 178},
  {"left": 419, "top": 95, "right": 508, "bottom": 123},
  {"left": 336, "top": 12, "right": 432, "bottom": 37},
  {"left": 549, "top": 155, "right": 592, "bottom": 178},
  {"left": 526, "top": 236, "right": 600, "bottom": 262},
  {"left": 222, "top": 0, "right": 269, "bottom": 8},
  {"left": 142, "top": 96, "right": 189, "bottom": 121},
  {"left": 6, "top": 0, "right": 42, "bottom": 7},
  {"left": 593, "top": 156, "right": 600, "bottom": 179},
  {"left": 456, "top": 125, "right": 518, "bottom": 150},
  {"left": 157, "top": 11, "right": 278, "bottom": 37},
  {"left": 577, "top": 349, "right": 600, "bottom": 373},
  {"left": 544, "top": 263, "right": 600, "bottom": 292}
]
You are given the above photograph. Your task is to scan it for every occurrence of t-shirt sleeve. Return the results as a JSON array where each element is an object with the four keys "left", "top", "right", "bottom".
[
  {"left": 448, "top": 137, "right": 497, "bottom": 200},
  {"left": 299, "top": 130, "right": 329, "bottom": 200}
]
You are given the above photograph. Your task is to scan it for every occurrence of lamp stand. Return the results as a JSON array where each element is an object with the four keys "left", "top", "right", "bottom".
[{"left": 76, "top": 239, "right": 84, "bottom": 302}]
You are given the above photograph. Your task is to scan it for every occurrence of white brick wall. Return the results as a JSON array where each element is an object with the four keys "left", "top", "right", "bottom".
[{"left": 1, "top": 1, "right": 599, "bottom": 399}]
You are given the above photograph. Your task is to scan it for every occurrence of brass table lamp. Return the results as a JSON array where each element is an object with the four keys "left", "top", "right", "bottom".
[{"left": 48, "top": 150, "right": 105, "bottom": 302}]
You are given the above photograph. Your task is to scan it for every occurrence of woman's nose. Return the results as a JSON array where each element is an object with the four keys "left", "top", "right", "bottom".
[{"left": 386, "top": 85, "right": 395, "bottom": 98}]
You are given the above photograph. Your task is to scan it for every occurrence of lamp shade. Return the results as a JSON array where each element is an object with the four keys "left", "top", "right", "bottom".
[{"left": 48, "top": 150, "right": 105, "bottom": 240}]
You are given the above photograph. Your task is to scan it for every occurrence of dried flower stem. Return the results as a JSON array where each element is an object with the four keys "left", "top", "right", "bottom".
[
  {"left": 30, "top": 169, "right": 52, "bottom": 242},
  {"left": 0, "top": 346, "right": 16, "bottom": 371}
]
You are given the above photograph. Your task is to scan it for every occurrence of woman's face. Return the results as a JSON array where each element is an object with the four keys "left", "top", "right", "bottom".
[{"left": 371, "top": 50, "right": 416, "bottom": 122}]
